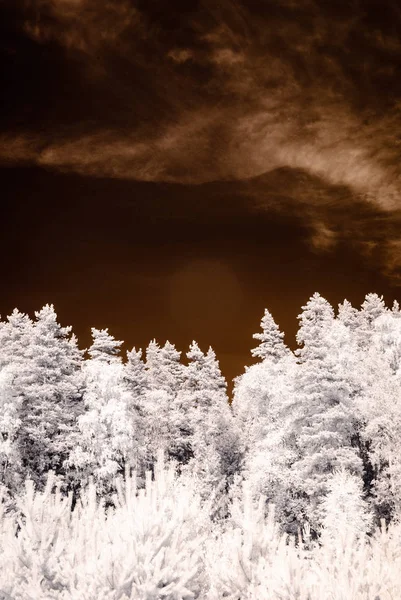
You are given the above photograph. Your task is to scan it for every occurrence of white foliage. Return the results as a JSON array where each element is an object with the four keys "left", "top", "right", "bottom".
[
  {"left": 69, "top": 360, "right": 136, "bottom": 488},
  {"left": 0, "top": 460, "right": 210, "bottom": 600},
  {"left": 320, "top": 469, "right": 373, "bottom": 543}
]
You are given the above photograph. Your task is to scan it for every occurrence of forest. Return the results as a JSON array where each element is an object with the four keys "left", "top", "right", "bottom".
[{"left": 0, "top": 292, "right": 401, "bottom": 599}]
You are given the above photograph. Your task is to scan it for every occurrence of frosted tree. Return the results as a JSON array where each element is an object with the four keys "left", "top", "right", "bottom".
[
  {"left": 251, "top": 308, "right": 289, "bottom": 362},
  {"left": 337, "top": 298, "right": 401, "bottom": 518},
  {"left": 288, "top": 293, "right": 364, "bottom": 528},
  {"left": 123, "top": 347, "right": 151, "bottom": 474},
  {"left": 320, "top": 469, "right": 373, "bottom": 542},
  {"left": 146, "top": 340, "right": 185, "bottom": 393},
  {"left": 371, "top": 311, "right": 401, "bottom": 374},
  {"left": 0, "top": 309, "right": 33, "bottom": 371},
  {"left": 125, "top": 347, "right": 149, "bottom": 397},
  {"left": 356, "top": 293, "right": 388, "bottom": 349},
  {"left": 233, "top": 308, "right": 298, "bottom": 530},
  {"left": 15, "top": 305, "right": 84, "bottom": 486},
  {"left": 88, "top": 327, "right": 123, "bottom": 362},
  {"left": 0, "top": 310, "right": 34, "bottom": 490},
  {"left": 0, "top": 367, "right": 23, "bottom": 490},
  {"left": 356, "top": 357, "right": 401, "bottom": 521},
  {"left": 181, "top": 342, "right": 243, "bottom": 512},
  {"left": 234, "top": 309, "right": 293, "bottom": 445},
  {"left": 337, "top": 299, "right": 360, "bottom": 331},
  {"left": 142, "top": 340, "right": 189, "bottom": 464},
  {"left": 68, "top": 328, "right": 137, "bottom": 492}
]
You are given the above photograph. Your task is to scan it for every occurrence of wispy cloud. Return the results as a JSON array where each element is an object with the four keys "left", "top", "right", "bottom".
[
  {"left": 23, "top": 0, "right": 140, "bottom": 55},
  {"left": 4, "top": 0, "right": 401, "bottom": 279}
]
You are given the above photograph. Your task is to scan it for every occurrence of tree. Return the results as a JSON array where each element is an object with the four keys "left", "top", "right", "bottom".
[
  {"left": 143, "top": 340, "right": 188, "bottom": 465},
  {"left": 320, "top": 469, "right": 373, "bottom": 542},
  {"left": 0, "top": 366, "right": 23, "bottom": 490},
  {"left": 146, "top": 340, "right": 185, "bottom": 393},
  {"left": 69, "top": 328, "right": 136, "bottom": 492},
  {"left": 88, "top": 328, "right": 123, "bottom": 362},
  {"left": 337, "top": 299, "right": 360, "bottom": 331},
  {"left": 0, "top": 310, "right": 33, "bottom": 490},
  {"left": 233, "top": 310, "right": 293, "bottom": 448},
  {"left": 182, "top": 342, "right": 243, "bottom": 512},
  {"left": 233, "top": 309, "right": 298, "bottom": 530},
  {"left": 125, "top": 347, "right": 149, "bottom": 398},
  {"left": 357, "top": 293, "right": 388, "bottom": 349},
  {"left": 289, "top": 293, "right": 362, "bottom": 528},
  {"left": 124, "top": 347, "right": 151, "bottom": 474},
  {"left": 251, "top": 309, "right": 289, "bottom": 362},
  {"left": 15, "top": 305, "right": 84, "bottom": 486},
  {"left": 0, "top": 309, "right": 33, "bottom": 371}
]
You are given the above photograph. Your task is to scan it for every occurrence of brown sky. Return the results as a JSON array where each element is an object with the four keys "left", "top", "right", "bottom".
[{"left": 2, "top": 0, "right": 401, "bottom": 387}]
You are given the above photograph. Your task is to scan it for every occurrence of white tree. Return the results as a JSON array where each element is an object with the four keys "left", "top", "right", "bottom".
[
  {"left": 251, "top": 309, "right": 289, "bottom": 362},
  {"left": 0, "top": 310, "right": 33, "bottom": 490},
  {"left": 88, "top": 327, "right": 123, "bottom": 362},
  {"left": 181, "top": 342, "right": 243, "bottom": 512},
  {"left": 0, "top": 367, "right": 23, "bottom": 490},
  {"left": 320, "top": 469, "right": 373, "bottom": 543},
  {"left": 0, "top": 309, "right": 33, "bottom": 371},
  {"left": 142, "top": 340, "right": 188, "bottom": 464},
  {"left": 124, "top": 347, "right": 151, "bottom": 474},
  {"left": 233, "top": 309, "right": 293, "bottom": 447},
  {"left": 291, "top": 294, "right": 363, "bottom": 528},
  {"left": 356, "top": 293, "right": 388, "bottom": 349},
  {"left": 146, "top": 340, "right": 185, "bottom": 393},
  {"left": 69, "top": 328, "right": 136, "bottom": 492},
  {"left": 15, "top": 305, "right": 84, "bottom": 486},
  {"left": 233, "top": 308, "right": 298, "bottom": 531}
]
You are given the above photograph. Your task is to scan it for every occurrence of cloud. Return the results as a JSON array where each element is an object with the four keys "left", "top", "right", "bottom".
[
  {"left": 168, "top": 49, "right": 194, "bottom": 64},
  {"left": 22, "top": 0, "right": 140, "bottom": 55},
  {"left": 309, "top": 222, "right": 337, "bottom": 252},
  {"left": 4, "top": 0, "right": 401, "bottom": 278},
  {"left": 6, "top": 1, "right": 401, "bottom": 203}
]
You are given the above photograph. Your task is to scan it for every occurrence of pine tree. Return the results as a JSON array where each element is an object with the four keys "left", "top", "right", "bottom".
[
  {"left": 0, "top": 366, "right": 23, "bottom": 490},
  {"left": 15, "top": 305, "right": 84, "bottom": 486},
  {"left": 234, "top": 310, "right": 293, "bottom": 449},
  {"left": 0, "top": 309, "right": 33, "bottom": 371},
  {"left": 356, "top": 293, "right": 388, "bottom": 349},
  {"left": 88, "top": 328, "right": 123, "bottom": 362},
  {"left": 125, "top": 347, "right": 149, "bottom": 397},
  {"left": 233, "top": 308, "right": 298, "bottom": 530},
  {"left": 142, "top": 340, "right": 189, "bottom": 465},
  {"left": 124, "top": 347, "right": 150, "bottom": 474},
  {"left": 181, "top": 342, "right": 242, "bottom": 510},
  {"left": 337, "top": 299, "right": 360, "bottom": 331},
  {"left": 146, "top": 340, "right": 185, "bottom": 393},
  {"left": 291, "top": 293, "right": 362, "bottom": 528},
  {"left": 361, "top": 293, "right": 387, "bottom": 324},
  {"left": 69, "top": 327, "right": 136, "bottom": 491},
  {"left": 251, "top": 309, "right": 289, "bottom": 362}
]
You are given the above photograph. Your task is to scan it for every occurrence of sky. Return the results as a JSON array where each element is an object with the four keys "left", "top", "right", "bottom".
[{"left": 2, "top": 0, "right": 401, "bottom": 386}]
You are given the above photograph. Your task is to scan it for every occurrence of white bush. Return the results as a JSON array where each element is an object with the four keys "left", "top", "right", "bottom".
[
  {"left": 206, "top": 482, "right": 401, "bottom": 600},
  {"left": 0, "top": 464, "right": 401, "bottom": 600},
  {"left": 0, "top": 458, "right": 210, "bottom": 600}
]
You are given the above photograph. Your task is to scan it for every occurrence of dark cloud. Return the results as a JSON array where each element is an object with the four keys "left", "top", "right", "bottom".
[{"left": 2, "top": 0, "right": 401, "bottom": 281}]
